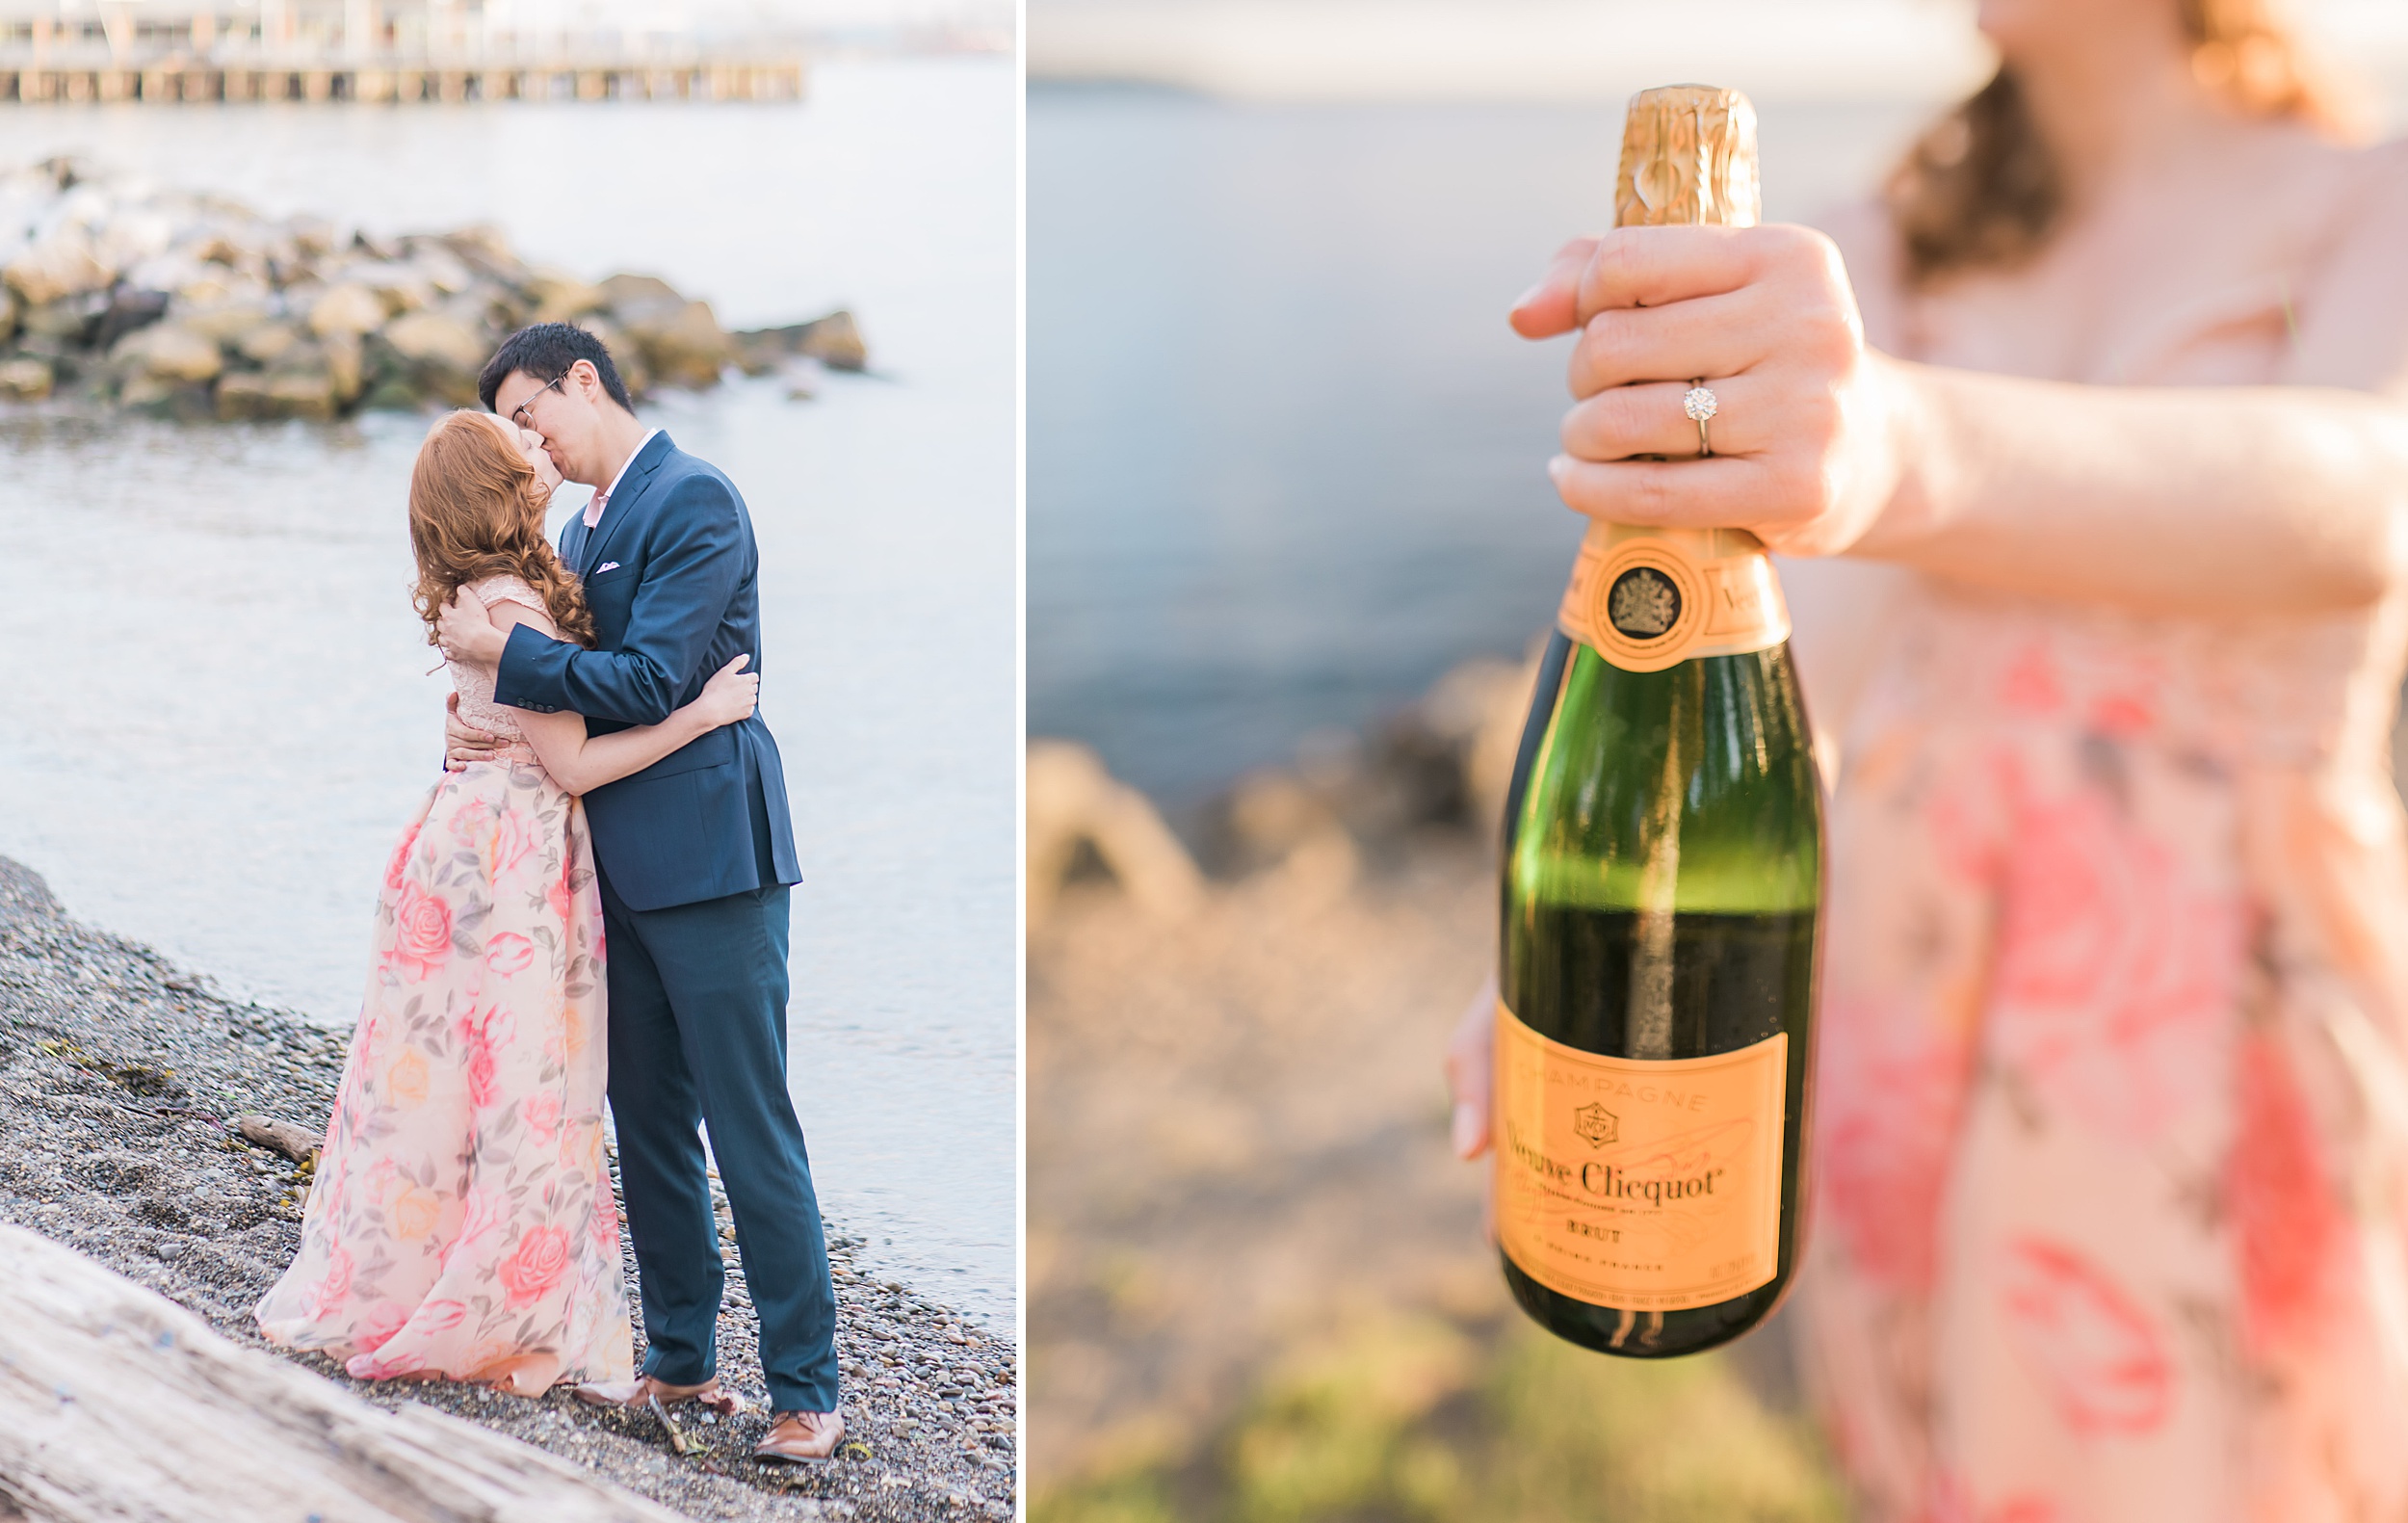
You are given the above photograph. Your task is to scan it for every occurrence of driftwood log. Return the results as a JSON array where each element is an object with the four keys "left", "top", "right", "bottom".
[
  {"left": 0, "top": 1224, "right": 685, "bottom": 1522},
  {"left": 235, "top": 1113, "right": 323, "bottom": 1164}
]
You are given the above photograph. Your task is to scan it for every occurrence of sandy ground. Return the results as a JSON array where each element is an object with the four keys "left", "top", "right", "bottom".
[
  {"left": 0, "top": 853, "right": 1017, "bottom": 1522},
  {"left": 1028, "top": 825, "right": 1510, "bottom": 1490}
]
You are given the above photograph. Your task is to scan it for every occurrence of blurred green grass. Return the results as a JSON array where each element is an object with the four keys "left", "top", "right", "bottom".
[{"left": 1034, "top": 1311, "right": 1849, "bottom": 1523}]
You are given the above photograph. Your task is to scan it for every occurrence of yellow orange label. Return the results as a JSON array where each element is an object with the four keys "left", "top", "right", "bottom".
[
  {"left": 1557, "top": 522, "right": 1790, "bottom": 672},
  {"left": 1494, "top": 1000, "right": 1786, "bottom": 1311}
]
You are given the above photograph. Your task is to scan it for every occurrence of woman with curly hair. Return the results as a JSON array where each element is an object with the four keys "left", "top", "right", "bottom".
[
  {"left": 256, "top": 409, "right": 759, "bottom": 1396},
  {"left": 1452, "top": 0, "right": 2408, "bottom": 1515}
]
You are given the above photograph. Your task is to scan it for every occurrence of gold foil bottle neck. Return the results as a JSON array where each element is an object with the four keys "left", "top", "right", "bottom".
[{"left": 1614, "top": 86, "right": 1761, "bottom": 230}]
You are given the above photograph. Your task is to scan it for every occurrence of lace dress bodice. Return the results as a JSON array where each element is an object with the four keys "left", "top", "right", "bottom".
[{"left": 451, "top": 575, "right": 549, "bottom": 766}]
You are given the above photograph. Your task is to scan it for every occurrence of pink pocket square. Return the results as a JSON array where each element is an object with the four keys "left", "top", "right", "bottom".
[{"left": 595, "top": 562, "right": 621, "bottom": 573}]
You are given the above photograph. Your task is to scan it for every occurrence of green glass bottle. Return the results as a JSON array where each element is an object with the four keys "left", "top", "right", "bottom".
[{"left": 1492, "top": 86, "right": 1823, "bottom": 1359}]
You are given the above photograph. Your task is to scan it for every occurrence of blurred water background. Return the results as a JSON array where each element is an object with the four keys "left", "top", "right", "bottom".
[{"left": 0, "top": 52, "right": 1017, "bottom": 1324}]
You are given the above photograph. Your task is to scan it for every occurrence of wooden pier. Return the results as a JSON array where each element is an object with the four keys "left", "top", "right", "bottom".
[{"left": 0, "top": 57, "right": 803, "bottom": 103}]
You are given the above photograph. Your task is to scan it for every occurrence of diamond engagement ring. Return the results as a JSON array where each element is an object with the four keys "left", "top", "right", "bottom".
[{"left": 1684, "top": 381, "right": 1718, "bottom": 459}]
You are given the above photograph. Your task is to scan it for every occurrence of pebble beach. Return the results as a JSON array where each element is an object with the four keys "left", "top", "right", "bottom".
[{"left": 0, "top": 853, "right": 1018, "bottom": 1521}]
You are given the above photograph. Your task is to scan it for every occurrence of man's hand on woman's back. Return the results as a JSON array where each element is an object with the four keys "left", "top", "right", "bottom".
[{"left": 444, "top": 691, "right": 508, "bottom": 773}]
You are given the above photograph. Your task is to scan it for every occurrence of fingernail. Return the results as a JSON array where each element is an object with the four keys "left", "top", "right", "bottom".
[
  {"left": 1511, "top": 282, "right": 1544, "bottom": 311},
  {"left": 1546, "top": 454, "right": 1572, "bottom": 484},
  {"left": 1451, "top": 1104, "right": 1484, "bottom": 1158}
]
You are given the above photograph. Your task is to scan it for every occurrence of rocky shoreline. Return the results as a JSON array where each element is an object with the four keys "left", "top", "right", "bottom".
[
  {"left": 0, "top": 854, "right": 1015, "bottom": 1522},
  {"left": 0, "top": 156, "right": 863, "bottom": 418}
]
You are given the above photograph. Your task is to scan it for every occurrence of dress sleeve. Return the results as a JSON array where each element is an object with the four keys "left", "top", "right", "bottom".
[{"left": 470, "top": 576, "right": 561, "bottom": 631}]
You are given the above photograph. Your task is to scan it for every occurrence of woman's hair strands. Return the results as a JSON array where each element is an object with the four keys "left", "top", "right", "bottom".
[
  {"left": 1887, "top": 0, "right": 2370, "bottom": 285},
  {"left": 408, "top": 410, "right": 598, "bottom": 650}
]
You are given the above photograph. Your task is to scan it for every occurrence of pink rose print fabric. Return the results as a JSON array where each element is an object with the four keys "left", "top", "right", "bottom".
[
  {"left": 1794, "top": 587, "right": 2408, "bottom": 1523},
  {"left": 257, "top": 577, "right": 631, "bottom": 1395}
]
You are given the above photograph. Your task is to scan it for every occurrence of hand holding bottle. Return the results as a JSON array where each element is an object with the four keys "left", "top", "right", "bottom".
[
  {"left": 1509, "top": 222, "right": 1913, "bottom": 561},
  {"left": 1483, "top": 88, "right": 1822, "bottom": 1359}
]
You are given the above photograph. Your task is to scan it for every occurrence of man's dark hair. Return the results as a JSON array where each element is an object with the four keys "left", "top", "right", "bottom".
[{"left": 478, "top": 323, "right": 636, "bottom": 414}]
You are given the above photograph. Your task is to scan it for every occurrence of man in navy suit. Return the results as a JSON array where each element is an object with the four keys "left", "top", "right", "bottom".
[{"left": 434, "top": 324, "right": 841, "bottom": 1462}]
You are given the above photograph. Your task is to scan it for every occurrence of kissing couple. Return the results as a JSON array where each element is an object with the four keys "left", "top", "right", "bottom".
[{"left": 253, "top": 323, "right": 845, "bottom": 1463}]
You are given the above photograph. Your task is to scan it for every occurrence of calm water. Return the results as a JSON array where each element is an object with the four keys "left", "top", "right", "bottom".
[
  {"left": 0, "top": 58, "right": 1018, "bottom": 1324},
  {"left": 1028, "top": 90, "right": 1930, "bottom": 806}
]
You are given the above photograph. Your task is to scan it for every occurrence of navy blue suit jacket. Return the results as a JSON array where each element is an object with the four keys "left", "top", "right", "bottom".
[{"left": 493, "top": 432, "right": 801, "bottom": 912}]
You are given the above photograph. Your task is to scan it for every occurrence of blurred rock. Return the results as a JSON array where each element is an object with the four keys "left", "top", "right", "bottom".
[
  {"left": 1027, "top": 740, "right": 1206, "bottom": 932},
  {"left": 0, "top": 357, "right": 52, "bottom": 400},
  {"left": 92, "top": 288, "right": 168, "bottom": 352},
  {"left": 597, "top": 273, "right": 682, "bottom": 313},
  {"left": 19, "top": 295, "right": 101, "bottom": 345},
  {"left": 623, "top": 299, "right": 738, "bottom": 389},
  {"left": 798, "top": 309, "right": 869, "bottom": 371},
  {"left": 0, "top": 158, "right": 866, "bottom": 420},
  {"left": 579, "top": 315, "right": 651, "bottom": 397},
  {"left": 378, "top": 309, "right": 485, "bottom": 406},
  {"left": 266, "top": 369, "right": 339, "bottom": 420},
  {"left": 525, "top": 267, "right": 605, "bottom": 325},
  {"left": 1217, "top": 769, "right": 1354, "bottom": 887},
  {"left": 175, "top": 299, "right": 276, "bottom": 349},
  {"left": 283, "top": 216, "right": 338, "bottom": 261},
  {"left": 438, "top": 224, "right": 529, "bottom": 286},
  {"left": 322, "top": 330, "right": 363, "bottom": 406},
  {"left": 359, "top": 377, "right": 423, "bottom": 412},
  {"left": 112, "top": 322, "right": 222, "bottom": 385},
  {"left": 234, "top": 321, "right": 302, "bottom": 367},
  {"left": 600, "top": 272, "right": 737, "bottom": 389},
  {"left": 737, "top": 309, "right": 869, "bottom": 374},
  {"left": 5, "top": 226, "right": 113, "bottom": 305},
  {"left": 212, "top": 371, "right": 269, "bottom": 420},
  {"left": 1414, "top": 647, "right": 1544, "bottom": 843},
  {"left": 306, "top": 282, "right": 383, "bottom": 340}
]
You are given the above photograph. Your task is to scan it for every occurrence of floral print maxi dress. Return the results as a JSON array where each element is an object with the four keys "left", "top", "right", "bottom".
[
  {"left": 1798, "top": 151, "right": 2408, "bottom": 1522},
  {"left": 257, "top": 576, "right": 634, "bottom": 1395}
]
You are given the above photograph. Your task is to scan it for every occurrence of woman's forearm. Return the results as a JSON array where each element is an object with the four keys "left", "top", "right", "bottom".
[
  {"left": 520, "top": 706, "right": 715, "bottom": 795},
  {"left": 1521, "top": 224, "right": 2408, "bottom": 618},
  {"left": 1855, "top": 357, "right": 2408, "bottom": 615}
]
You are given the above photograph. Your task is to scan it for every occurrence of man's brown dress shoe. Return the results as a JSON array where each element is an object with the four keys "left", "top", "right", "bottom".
[
  {"left": 754, "top": 1408, "right": 845, "bottom": 1463},
  {"left": 573, "top": 1373, "right": 742, "bottom": 1415}
]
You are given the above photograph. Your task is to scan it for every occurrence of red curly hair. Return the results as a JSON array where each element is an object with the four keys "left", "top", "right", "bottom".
[{"left": 407, "top": 411, "right": 597, "bottom": 650}]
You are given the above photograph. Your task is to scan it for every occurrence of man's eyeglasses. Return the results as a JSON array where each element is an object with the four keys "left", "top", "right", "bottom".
[{"left": 509, "top": 373, "right": 568, "bottom": 432}]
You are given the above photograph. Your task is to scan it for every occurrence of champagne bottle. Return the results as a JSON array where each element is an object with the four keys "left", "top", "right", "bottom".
[{"left": 1493, "top": 85, "right": 1821, "bottom": 1359}]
